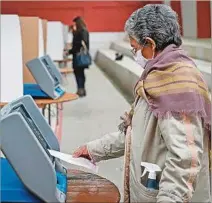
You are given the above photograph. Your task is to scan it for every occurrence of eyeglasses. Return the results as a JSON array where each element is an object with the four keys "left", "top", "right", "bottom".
[{"left": 131, "top": 48, "right": 137, "bottom": 56}]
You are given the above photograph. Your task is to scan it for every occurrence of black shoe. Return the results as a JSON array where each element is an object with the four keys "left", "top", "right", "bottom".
[
  {"left": 83, "top": 89, "right": 86, "bottom": 96},
  {"left": 76, "top": 89, "right": 80, "bottom": 95},
  {"left": 77, "top": 88, "right": 86, "bottom": 97}
]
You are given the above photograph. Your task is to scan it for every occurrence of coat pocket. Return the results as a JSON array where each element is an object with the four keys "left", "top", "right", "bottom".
[
  {"left": 131, "top": 182, "right": 158, "bottom": 202},
  {"left": 130, "top": 170, "right": 158, "bottom": 203},
  {"left": 140, "top": 183, "right": 158, "bottom": 202}
]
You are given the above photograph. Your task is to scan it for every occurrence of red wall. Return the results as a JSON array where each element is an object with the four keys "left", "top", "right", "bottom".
[
  {"left": 1, "top": 1, "right": 143, "bottom": 32},
  {"left": 196, "top": 1, "right": 211, "bottom": 38},
  {"left": 170, "top": 1, "right": 183, "bottom": 36},
  {"left": 2, "top": 1, "right": 210, "bottom": 37}
]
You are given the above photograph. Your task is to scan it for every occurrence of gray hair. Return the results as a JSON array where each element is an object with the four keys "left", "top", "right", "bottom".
[{"left": 125, "top": 4, "right": 182, "bottom": 51}]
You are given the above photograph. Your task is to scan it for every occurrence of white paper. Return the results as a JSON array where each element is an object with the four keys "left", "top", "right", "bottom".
[{"left": 49, "top": 150, "right": 98, "bottom": 173}]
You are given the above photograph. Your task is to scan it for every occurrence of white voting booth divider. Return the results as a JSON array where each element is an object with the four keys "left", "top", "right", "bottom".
[
  {"left": 63, "top": 25, "right": 69, "bottom": 46},
  {"left": 38, "top": 18, "right": 45, "bottom": 57},
  {"left": 47, "top": 21, "right": 64, "bottom": 61},
  {"left": 0, "top": 15, "right": 23, "bottom": 102}
]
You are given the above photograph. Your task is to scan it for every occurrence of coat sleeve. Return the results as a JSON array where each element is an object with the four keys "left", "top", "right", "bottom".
[
  {"left": 68, "top": 41, "right": 79, "bottom": 55},
  {"left": 86, "top": 131, "right": 125, "bottom": 163},
  {"left": 157, "top": 114, "right": 204, "bottom": 203}
]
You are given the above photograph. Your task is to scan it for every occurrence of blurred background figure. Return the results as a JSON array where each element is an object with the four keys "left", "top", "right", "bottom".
[{"left": 67, "top": 16, "right": 90, "bottom": 97}]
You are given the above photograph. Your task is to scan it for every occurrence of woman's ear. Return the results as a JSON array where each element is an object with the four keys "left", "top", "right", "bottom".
[{"left": 145, "top": 37, "right": 156, "bottom": 50}]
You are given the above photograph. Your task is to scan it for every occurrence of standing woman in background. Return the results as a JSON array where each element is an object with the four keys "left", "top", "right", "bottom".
[{"left": 67, "top": 16, "right": 90, "bottom": 97}]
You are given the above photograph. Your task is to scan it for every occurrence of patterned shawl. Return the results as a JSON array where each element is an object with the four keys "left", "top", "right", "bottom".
[{"left": 135, "top": 44, "right": 211, "bottom": 130}]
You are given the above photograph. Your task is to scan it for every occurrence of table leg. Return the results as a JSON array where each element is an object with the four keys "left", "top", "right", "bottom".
[
  {"left": 48, "top": 104, "right": 51, "bottom": 126},
  {"left": 64, "top": 73, "right": 69, "bottom": 85},
  {"left": 56, "top": 104, "right": 59, "bottom": 125},
  {"left": 59, "top": 62, "right": 64, "bottom": 69},
  {"left": 42, "top": 107, "right": 45, "bottom": 116}
]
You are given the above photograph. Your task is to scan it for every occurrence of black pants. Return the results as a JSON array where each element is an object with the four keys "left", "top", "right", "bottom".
[{"left": 74, "top": 67, "right": 85, "bottom": 89}]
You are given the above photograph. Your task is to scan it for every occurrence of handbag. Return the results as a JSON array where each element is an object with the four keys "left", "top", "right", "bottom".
[{"left": 75, "top": 40, "right": 92, "bottom": 67}]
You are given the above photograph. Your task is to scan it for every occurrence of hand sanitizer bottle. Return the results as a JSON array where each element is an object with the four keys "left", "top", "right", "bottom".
[{"left": 141, "top": 162, "right": 162, "bottom": 190}]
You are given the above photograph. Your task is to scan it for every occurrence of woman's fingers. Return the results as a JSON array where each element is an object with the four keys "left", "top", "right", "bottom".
[
  {"left": 120, "top": 112, "right": 129, "bottom": 120},
  {"left": 73, "top": 145, "right": 91, "bottom": 160},
  {"left": 72, "top": 148, "right": 81, "bottom": 157},
  {"left": 73, "top": 146, "right": 84, "bottom": 157},
  {"left": 124, "top": 112, "right": 129, "bottom": 117}
]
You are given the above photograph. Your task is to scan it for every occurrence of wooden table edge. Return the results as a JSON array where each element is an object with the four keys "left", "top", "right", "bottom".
[
  {"left": 0, "top": 93, "right": 78, "bottom": 109},
  {"left": 66, "top": 169, "right": 121, "bottom": 203},
  {"left": 54, "top": 58, "right": 72, "bottom": 63},
  {"left": 35, "top": 93, "right": 79, "bottom": 107},
  {"left": 60, "top": 68, "right": 74, "bottom": 74}
]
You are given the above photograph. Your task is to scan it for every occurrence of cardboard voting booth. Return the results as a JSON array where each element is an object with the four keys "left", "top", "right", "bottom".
[{"left": 20, "top": 17, "right": 45, "bottom": 83}]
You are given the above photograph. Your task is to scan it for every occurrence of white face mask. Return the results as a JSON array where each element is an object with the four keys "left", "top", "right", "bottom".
[{"left": 133, "top": 49, "right": 148, "bottom": 68}]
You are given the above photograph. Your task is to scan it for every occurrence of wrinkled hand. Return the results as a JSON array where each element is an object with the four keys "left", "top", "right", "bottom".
[
  {"left": 120, "top": 112, "right": 132, "bottom": 127},
  {"left": 118, "top": 111, "right": 132, "bottom": 134},
  {"left": 73, "top": 145, "right": 92, "bottom": 161}
]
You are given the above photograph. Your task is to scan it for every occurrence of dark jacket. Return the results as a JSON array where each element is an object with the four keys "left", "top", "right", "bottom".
[{"left": 68, "top": 28, "right": 89, "bottom": 69}]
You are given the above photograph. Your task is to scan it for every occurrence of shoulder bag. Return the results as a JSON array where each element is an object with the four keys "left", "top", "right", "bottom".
[{"left": 75, "top": 40, "right": 92, "bottom": 67}]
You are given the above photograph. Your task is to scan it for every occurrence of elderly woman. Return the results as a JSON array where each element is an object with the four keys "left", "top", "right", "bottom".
[{"left": 73, "top": 4, "right": 211, "bottom": 202}]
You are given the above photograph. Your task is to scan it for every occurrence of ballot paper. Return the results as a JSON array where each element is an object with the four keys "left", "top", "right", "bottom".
[{"left": 48, "top": 149, "right": 98, "bottom": 173}]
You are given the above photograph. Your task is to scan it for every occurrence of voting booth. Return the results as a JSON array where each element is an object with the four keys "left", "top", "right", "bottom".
[
  {"left": 0, "top": 16, "right": 73, "bottom": 202},
  {"left": 20, "top": 17, "right": 45, "bottom": 83},
  {"left": 63, "top": 25, "right": 69, "bottom": 47},
  {"left": 47, "top": 22, "right": 64, "bottom": 61},
  {"left": 0, "top": 95, "right": 67, "bottom": 202},
  {"left": 24, "top": 55, "right": 65, "bottom": 99},
  {"left": 42, "top": 19, "right": 48, "bottom": 54},
  {"left": 0, "top": 15, "right": 23, "bottom": 103}
]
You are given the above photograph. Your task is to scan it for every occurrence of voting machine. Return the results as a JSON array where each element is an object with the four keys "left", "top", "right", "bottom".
[
  {"left": 24, "top": 55, "right": 65, "bottom": 99},
  {"left": 0, "top": 95, "right": 67, "bottom": 202}
]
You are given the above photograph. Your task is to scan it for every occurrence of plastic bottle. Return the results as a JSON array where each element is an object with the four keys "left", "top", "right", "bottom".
[{"left": 141, "top": 162, "right": 162, "bottom": 190}]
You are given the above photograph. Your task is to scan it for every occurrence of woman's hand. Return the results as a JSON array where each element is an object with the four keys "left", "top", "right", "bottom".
[
  {"left": 118, "top": 111, "right": 133, "bottom": 134},
  {"left": 73, "top": 145, "right": 92, "bottom": 161},
  {"left": 120, "top": 112, "right": 132, "bottom": 127}
]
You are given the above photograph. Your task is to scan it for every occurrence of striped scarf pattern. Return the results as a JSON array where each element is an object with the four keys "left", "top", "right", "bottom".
[{"left": 135, "top": 62, "right": 211, "bottom": 130}]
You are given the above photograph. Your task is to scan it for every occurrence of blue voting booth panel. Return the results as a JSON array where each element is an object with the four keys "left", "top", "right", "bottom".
[
  {"left": 24, "top": 84, "right": 49, "bottom": 98},
  {"left": 1, "top": 158, "right": 68, "bottom": 202},
  {"left": 24, "top": 84, "right": 65, "bottom": 99},
  {"left": 0, "top": 158, "right": 41, "bottom": 202}
]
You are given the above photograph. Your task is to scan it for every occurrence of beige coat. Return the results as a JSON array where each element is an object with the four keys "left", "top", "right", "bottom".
[{"left": 87, "top": 98, "right": 211, "bottom": 202}]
